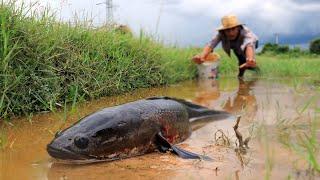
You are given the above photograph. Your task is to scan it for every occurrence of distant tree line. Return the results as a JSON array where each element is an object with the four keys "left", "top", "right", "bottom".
[
  {"left": 310, "top": 38, "right": 320, "bottom": 54},
  {"left": 260, "top": 37, "right": 320, "bottom": 55}
]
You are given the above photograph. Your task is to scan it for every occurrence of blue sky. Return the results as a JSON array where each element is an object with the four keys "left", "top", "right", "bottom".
[{"left": 17, "top": 0, "right": 320, "bottom": 47}]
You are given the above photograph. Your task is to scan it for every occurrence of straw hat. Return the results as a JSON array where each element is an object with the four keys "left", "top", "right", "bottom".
[{"left": 216, "top": 14, "right": 243, "bottom": 31}]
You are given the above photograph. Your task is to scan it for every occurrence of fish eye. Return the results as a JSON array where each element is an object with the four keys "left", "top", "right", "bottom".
[{"left": 74, "top": 136, "right": 89, "bottom": 149}]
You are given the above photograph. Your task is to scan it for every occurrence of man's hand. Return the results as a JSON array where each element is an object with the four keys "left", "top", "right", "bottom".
[
  {"left": 244, "top": 45, "right": 256, "bottom": 68},
  {"left": 192, "top": 45, "right": 213, "bottom": 64},
  {"left": 246, "top": 58, "right": 256, "bottom": 68},
  {"left": 192, "top": 54, "right": 204, "bottom": 64}
]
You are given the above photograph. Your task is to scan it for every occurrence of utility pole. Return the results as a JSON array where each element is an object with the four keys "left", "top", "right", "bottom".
[
  {"left": 97, "top": 0, "right": 114, "bottom": 24},
  {"left": 274, "top": 33, "right": 279, "bottom": 45},
  {"left": 106, "top": 0, "right": 113, "bottom": 24}
]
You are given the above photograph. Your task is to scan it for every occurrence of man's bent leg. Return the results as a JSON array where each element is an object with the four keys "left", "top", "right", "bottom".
[
  {"left": 234, "top": 51, "right": 247, "bottom": 78},
  {"left": 238, "top": 68, "right": 246, "bottom": 78}
]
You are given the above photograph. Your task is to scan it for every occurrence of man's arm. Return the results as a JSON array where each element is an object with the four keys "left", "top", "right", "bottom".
[
  {"left": 241, "top": 26, "right": 258, "bottom": 68},
  {"left": 192, "top": 45, "right": 213, "bottom": 64},
  {"left": 239, "top": 45, "right": 256, "bottom": 69},
  {"left": 200, "top": 45, "right": 213, "bottom": 60},
  {"left": 245, "top": 45, "right": 255, "bottom": 62},
  {"left": 192, "top": 34, "right": 220, "bottom": 64}
]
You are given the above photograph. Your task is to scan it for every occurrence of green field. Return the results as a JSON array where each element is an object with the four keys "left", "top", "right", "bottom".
[{"left": 217, "top": 50, "right": 320, "bottom": 78}]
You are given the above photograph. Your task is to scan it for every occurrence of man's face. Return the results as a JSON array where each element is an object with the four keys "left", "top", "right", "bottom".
[{"left": 224, "top": 26, "right": 240, "bottom": 40}]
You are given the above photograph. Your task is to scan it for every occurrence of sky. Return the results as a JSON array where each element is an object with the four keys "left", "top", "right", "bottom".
[{"left": 16, "top": 0, "right": 320, "bottom": 47}]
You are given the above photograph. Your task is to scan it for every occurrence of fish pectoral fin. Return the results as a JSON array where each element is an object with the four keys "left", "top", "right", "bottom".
[
  {"left": 155, "top": 132, "right": 172, "bottom": 153},
  {"left": 155, "top": 132, "right": 212, "bottom": 161},
  {"left": 171, "top": 145, "right": 212, "bottom": 161}
]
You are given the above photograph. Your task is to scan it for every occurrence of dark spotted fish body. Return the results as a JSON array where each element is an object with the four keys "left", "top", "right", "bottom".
[{"left": 47, "top": 97, "right": 232, "bottom": 163}]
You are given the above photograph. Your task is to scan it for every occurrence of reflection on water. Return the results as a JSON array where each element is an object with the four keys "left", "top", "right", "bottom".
[
  {"left": 223, "top": 78, "right": 258, "bottom": 119},
  {"left": 193, "top": 78, "right": 258, "bottom": 120},
  {"left": 193, "top": 79, "right": 220, "bottom": 108},
  {"left": 0, "top": 77, "right": 319, "bottom": 180}
]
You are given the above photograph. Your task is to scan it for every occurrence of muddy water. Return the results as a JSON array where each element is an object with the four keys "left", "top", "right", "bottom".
[{"left": 0, "top": 77, "right": 319, "bottom": 180}]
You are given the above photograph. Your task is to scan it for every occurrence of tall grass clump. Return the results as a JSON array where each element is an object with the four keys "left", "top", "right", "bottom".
[{"left": 0, "top": 1, "right": 195, "bottom": 120}]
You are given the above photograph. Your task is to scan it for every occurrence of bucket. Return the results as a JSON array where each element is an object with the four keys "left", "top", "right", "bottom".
[{"left": 197, "top": 61, "right": 219, "bottom": 79}]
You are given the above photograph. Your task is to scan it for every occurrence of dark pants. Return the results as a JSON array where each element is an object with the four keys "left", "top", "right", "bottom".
[{"left": 234, "top": 41, "right": 260, "bottom": 77}]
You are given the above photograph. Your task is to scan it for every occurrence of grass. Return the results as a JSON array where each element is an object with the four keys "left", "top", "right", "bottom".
[
  {"left": 247, "top": 79, "right": 320, "bottom": 178},
  {"left": 215, "top": 50, "right": 320, "bottom": 78},
  {"left": 264, "top": 92, "right": 320, "bottom": 176},
  {"left": 281, "top": 118, "right": 320, "bottom": 174},
  {"left": 0, "top": 1, "right": 196, "bottom": 120},
  {"left": 256, "top": 54, "right": 320, "bottom": 78},
  {"left": 0, "top": 130, "right": 7, "bottom": 150}
]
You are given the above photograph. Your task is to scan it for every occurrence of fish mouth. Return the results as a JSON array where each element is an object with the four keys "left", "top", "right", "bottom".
[
  {"left": 47, "top": 144, "right": 118, "bottom": 164},
  {"left": 47, "top": 144, "right": 90, "bottom": 161}
]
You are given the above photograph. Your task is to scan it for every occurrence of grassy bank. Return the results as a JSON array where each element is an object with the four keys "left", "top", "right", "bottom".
[{"left": 0, "top": 2, "right": 197, "bottom": 120}]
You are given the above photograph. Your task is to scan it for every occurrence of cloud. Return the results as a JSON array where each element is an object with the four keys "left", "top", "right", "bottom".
[
  {"left": 168, "top": 0, "right": 320, "bottom": 33},
  {"left": 14, "top": 0, "right": 320, "bottom": 46},
  {"left": 160, "top": 0, "right": 320, "bottom": 44}
]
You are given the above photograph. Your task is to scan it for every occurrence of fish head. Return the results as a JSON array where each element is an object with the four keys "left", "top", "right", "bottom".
[
  {"left": 47, "top": 108, "right": 154, "bottom": 163},
  {"left": 47, "top": 130, "right": 94, "bottom": 162}
]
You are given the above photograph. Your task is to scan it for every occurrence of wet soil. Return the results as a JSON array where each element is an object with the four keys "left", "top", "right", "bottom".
[{"left": 0, "top": 77, "right": 319, "bottom": 180}]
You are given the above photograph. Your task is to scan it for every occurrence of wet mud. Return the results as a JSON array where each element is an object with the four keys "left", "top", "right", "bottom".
[{"left": 0, "top": 77, "right": 319, "bottom": 179}]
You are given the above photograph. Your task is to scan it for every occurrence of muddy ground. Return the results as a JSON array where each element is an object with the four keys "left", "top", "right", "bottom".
[{"left": 0, "top": 77, "right": 319, "bottom": 180}]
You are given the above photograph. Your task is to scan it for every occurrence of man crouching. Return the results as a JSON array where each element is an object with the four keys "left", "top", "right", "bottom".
[{"left": 193, "top": 14, "right": 260, "bottom": 78}]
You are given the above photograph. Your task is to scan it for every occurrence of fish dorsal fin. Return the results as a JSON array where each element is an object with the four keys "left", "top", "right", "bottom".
[
  {"left": 147, "top": 96, "right": 231, "bottom": 119},
  {"left": 155, "top": 132, "right": 212, "bottom": 161},
  {"left": 147, "top": 96, "right": 207, "bottom": 109},
  {"left": 146, "top": 96, "right": 173, "bottom": 100}
]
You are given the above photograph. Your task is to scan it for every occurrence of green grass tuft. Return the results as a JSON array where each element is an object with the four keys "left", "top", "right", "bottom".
[{"left": 0, "top": 1, "right": 196, "bottom": 119}]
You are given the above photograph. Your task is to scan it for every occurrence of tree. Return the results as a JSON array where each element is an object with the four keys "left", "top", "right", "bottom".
[
  {"left": 261, "top": 43, "right": 278, "bottom": 54},
  {"left": 309, "top": 38, "right": 320, "bottom": 54}
]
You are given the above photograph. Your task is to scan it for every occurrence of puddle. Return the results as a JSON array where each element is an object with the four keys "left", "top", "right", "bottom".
[{"left": 0, "top": 77, "right": 319, "bottom": 179}]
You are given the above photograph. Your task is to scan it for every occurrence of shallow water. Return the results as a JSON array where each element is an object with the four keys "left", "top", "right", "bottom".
[{"left": 0, "top": 77, "right": 319, "bottom": 180}]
